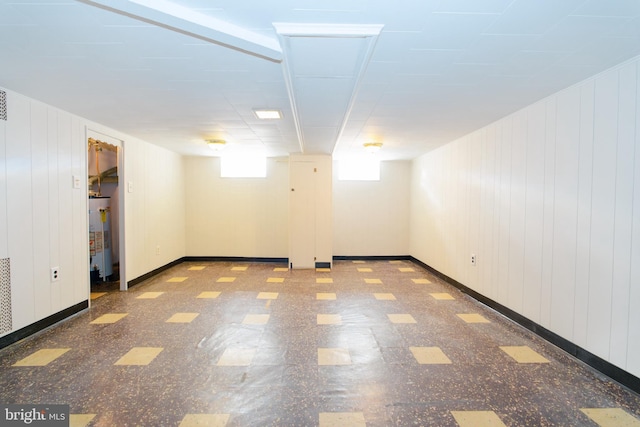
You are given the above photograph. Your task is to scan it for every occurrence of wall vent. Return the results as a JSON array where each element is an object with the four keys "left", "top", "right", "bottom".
[
  {"left": 0, "top": 258, "right": 11, "bottom": 334},
  {"left": 0, "top": 90, "right": 6, "bottom": 121}
]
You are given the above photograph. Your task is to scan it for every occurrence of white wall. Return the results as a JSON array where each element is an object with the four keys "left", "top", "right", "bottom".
[
  {"left": 410, "top": 56, "right": 640, "bottom": 378},
  {"left": 184, "top": 156, "right": 289, "bottom": 258},
  {"left": 333, "top": 160, "right": 410, "bottom": 256},
  {"left": 0, "top": 87, "right": 186, "bottom": 338}
]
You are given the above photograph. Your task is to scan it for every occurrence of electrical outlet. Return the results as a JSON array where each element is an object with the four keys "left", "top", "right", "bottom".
[
  {"left": 51, "top": 267, "right": 60, "bottom": 282},
  {"left": 470, "top": 254, "right": 476, "bottom": 266}
]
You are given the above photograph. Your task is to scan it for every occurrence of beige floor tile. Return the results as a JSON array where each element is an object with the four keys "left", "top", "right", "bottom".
[
  {"left": 388, "top": 260, "right": 404, "bottom": 264},
  {"left": 399, "top": 267, "right": 415, "bottom": 272},
  {"left": 357, "top": 267, "right": 373, "bottom": 272},
  {"left": 90, "top": 313, "right": 128, "bottom": 324},
  {"left": 500, "top": 346, "right": 550, "bottom": 364},
  {"left": 136, "top": 292, "right": 164, "bottom": 299},
  {"left": 316, "top": 293, "right": 337, "bottom": 300},
  {"left": 257, "top": 292, "right": 279, "bottom": 300},
  {"left": 430, "top": 292, "right": 455, "bottom": 300},
  {"left": 179, "top": 413, "right": 230, "bottom": 427},
  {"left": 13, "top": 348, "right": 71, "bottom": 366},
  {"left": 388, "top": 313, "right": 417, "bottom": 324},
  {"left": 90, "top": 292, "right": 107, "bottom": 300},
  {"left": 197, "top": 291, "right": 221, "bottom": 299},
  {"left": 410, "top": 346, "right": 452, "bottom": 364},
  {"left": 319, "top": 412, "right": 366, "bottom": 427},
  {"left": 412, "top": 278, "right": 432, "bottom": 284},
  {"left": 231, "top": 266, "right": 248, "bottom": 271},
  {"left": 451, "top": 410, "right": 507, "bottom": 427},
  {"left": 69, "top": 414, "right": 97, "bottom": 427},
  {"left": 114, "top": 347, "right": 163, "bottom": 366},
  {"left": 457, "top": 313, "right": 490, "bottom": 323},
  {"left": 316, "top": 278, "right": 333, "bottom": 284},
  {"left": 374, "top": 293, "right": 396, "bottom": 300},
  {"left": 318, "top": 348, "right": 352, "bottom": 366},
  {"left": 317, "top": 314, "right": 342, "bottom": 325},
  {"left": 167, "top": 276, "right": 188, "bottom": 282},
  {"left": 316, "top": 267, "right": 331, "bottom": 272},
  {"left": 580, "top": 408, "right": 640, "bottom": 426},
  {"left": 166, "top": 313, "right": 199, "bottom": 323},
  {"left": 364, "top": 278, "right": 382, "bottom": 284},
  {"left": 267, "top": 277, "right": 285, "bottom": 283},
  {"left": 352, "top": 260, "right": 366, "bottom": 264},
  {"left": 243, "top": 314, "right": 270, "bottom": 325},
  {"left": 216, "top": 277, "right": 236, "bottom": 283},
  {"left": 187, "top": 266, "right": 206, "bottom": 271},
  {"left": 217, "top": 348, "right": 256, "bottom": 366},
  {"left": 273, "top": 267, "right": 289, "bottom": 272}
]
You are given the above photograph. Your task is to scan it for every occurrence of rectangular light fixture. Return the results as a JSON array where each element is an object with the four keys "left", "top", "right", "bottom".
[{"left": 254, "top": 109, "right": 282, "bottom": 119}]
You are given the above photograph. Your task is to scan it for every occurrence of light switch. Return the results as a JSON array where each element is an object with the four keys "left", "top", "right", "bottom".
[
  {"left": 128, "top": 181, "right": 134, "bottom": 193},
  {"left": 72, "top": 175, "right": 81, "bottom": 189}
]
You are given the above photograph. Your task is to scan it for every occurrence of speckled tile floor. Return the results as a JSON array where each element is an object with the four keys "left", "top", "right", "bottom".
[{"left": 1, "top": 260, "right": 639, "bottom": 426}]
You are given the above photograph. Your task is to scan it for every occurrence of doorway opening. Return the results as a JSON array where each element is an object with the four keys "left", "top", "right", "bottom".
[{"left": 87, "top": 131, "right": 125, "bottom": 293}]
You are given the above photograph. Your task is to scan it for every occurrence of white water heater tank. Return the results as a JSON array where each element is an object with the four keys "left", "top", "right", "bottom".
[{"left": 89, "top": 197, "right": 113, "bottom": 280}]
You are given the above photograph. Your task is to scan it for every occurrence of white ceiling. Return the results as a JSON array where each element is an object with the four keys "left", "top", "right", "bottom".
[{"left": 1, "top": 0, "right": 639, "bottom": 160}]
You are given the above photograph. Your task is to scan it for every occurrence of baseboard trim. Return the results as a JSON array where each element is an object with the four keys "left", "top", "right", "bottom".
[
  {"left": 182, "top": 256, "right": 288, "bottom": 264},
  {"left": 0, "top": 300, "right": 88, "bottom": 350},
  {"left": 333, "top": 255, "right": 412, "bottom": 261},
  {"left": 127, "top": 258, "right": 185, "bottom": 288},
  {"left": 409, "top": 256, "right": 640, "bottom": 395}
]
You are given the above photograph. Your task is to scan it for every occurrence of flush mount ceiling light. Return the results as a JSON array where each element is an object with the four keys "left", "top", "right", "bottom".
[
  {"left": 254, "top": 109, "right": 282, "bottom": 119},
  {"left": 363, "top": 142, "right": 383, "bottom": 153},
  {"left": 207, "top": 139, "right": 226, "bottom": 151}
]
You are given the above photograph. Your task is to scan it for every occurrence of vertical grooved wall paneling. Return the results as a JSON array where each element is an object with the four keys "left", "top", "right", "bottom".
[{"left": 410, "top": 56, "right": 640, "bottom": 378}]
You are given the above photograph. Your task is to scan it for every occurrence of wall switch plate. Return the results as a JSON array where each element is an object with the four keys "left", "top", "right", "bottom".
[
  {"left": 128, "top": 181, "right": 134, "bottom": 193},
  {"left": 51, "top": 267, "right": 60, "bottom": 282},
  {"left": 72, "top": 175, "right": 81, "bottom": 189}
]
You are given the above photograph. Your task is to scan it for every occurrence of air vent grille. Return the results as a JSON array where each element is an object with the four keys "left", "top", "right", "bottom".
[
  {"left": 0, "top": 258, "right": 11, "bottom": 334},
  {"left": 0, "top": 90, "right": 6, "bottom": 121}
]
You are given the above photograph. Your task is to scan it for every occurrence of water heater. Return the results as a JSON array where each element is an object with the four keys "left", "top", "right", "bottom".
[{"left": 89, "top": 197, "right": 113, "bottom": 281}]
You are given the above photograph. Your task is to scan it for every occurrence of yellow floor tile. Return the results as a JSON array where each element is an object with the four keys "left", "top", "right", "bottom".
[
  {"left": 499, "top": 346, "right": 550, "bottom": 364},
  {"left": 318, "top": 348, "right": 352, "bottom": 366},
  {"left": 317, "top": 293, "right": 337, "bottom": 300},
  {"left": 430, "top": 292, "right": 455, "bottom": 300},
  {"left": 319, "top": 412, "right": 366, "bottom": 427},
  {"left": 388, "top": 313, "right": 417, "bottom": 324},
  {"left": 399, "top": 267, "right": 415, "bottom": 272},
  {"left": 197, "top": 291, "right": 221, "bottom": 299},
  {"left": 451, "top": 410, "right": 507, "bottom": 427},
  {"left": 273, "top": 267, "right": 289, "bottom": 272},
  {"left": 352, "top": 260, "right": 366, "bottom": 264},
  {"left": 389, "top": 260, "right": 404, "bottom": 264},
  {"left": 69, "top": 414, "right": 97, "bottom": 427},
  {"left": 243, "top": 314, "right": 270, "bottom": 325},
  {"left": 90, "top": 313, "right": 128, "bottom": 324},
  {"left": 167, "top": 276, "right": 188, "bottom": 282},
  {"left": 90, "top": 292, "right": 107, "bottom": 300},
  {"left": 374, "top": 293, "right": 396, "bottom": 300},
  {"left": 316, "top": 278, "right": 333, "bottom": 284},
  {"left": 357, "top": 267, "right": 373, "bottom": 272},
  {"left": 316, "top": 267, "right": 331, "bottom": 272},
  {"left": 179, "top": 414, "right": 230, "bottom": 427},
  {"left": 317, "top": 314, "right": 342, "bottom": 325},
  {"left": 166, "top": 313, "right": 199, "bottom": 323},
  {"left": 13, "top": 348, "right": 70, "bottom": 366},
  {"left": 457, "top": 313, "right": 490, "bottom": 323},
  {"left": 114, "top": 347, "right": 163, "bottom": 366},
  {"left": 188, "top": 266, "right": 206, "bottom": 271},
  {"left": 410, "top": 346, "right": 452, "bottom": 364},
  {"left": 412, "top": 278, "right": 432, "bottom": 284},
  {"left": 257, "top": 292, "right": 279, "bottom": 300},
  {"left": 136, "top": 292, "right": 164, "bottom": 299},
  {"left": 217, "top": 277, "right": 236, "bottom": 283},
  {"left": 231, "top": 266, "right": 248, "bottom": 271},
  {"left": 364, "top": 278, "right": 382, "bottom": 284},
  {"left": 267, "top": 277, "right": 285, "bottom": 283},
  {"left": 580, "top": 408, "right": 640, "bottom": 427},
  {"left": 217, "top": 348, "right": 256, "bottom": 366}
]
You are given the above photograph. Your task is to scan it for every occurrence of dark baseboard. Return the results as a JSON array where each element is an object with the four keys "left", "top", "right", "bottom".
[
  {"left": 127, "top": 258, "right": 185, "bottom": 288},
  {"left": 182, "top": 256, "right": 288, "bottom": 264},
  {"left": 0, "top": 300, "right": 88, "bottom": 350},
  {"left": 409, "top": 256, "right": 640, "bottom": 396},
  {"left": 315, "top": 262, "right": 331, "bottom": 268},
  {"left": 333, "top": 255, "right": 412, "bottom": 261}
]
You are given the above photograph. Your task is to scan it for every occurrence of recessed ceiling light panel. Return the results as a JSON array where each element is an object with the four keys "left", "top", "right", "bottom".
[{"left": 254, "top": 109, "right": 282, "bottom": 119}]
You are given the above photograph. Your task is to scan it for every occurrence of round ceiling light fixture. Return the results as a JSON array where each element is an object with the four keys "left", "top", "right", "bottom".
[
  {"left": 207, "top": 139, "right": 226, "bottom": 151},
  {"left": 363, "top": 142, "right": 383, "bottom": 153}
]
